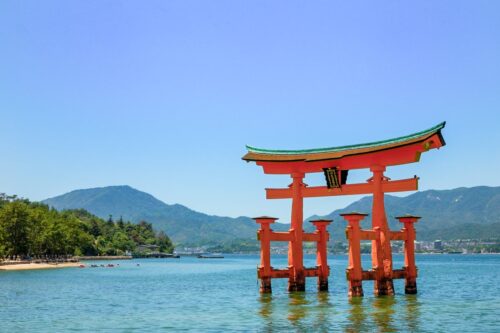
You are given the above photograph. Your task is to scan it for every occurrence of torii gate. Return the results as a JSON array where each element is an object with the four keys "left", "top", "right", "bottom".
[{"left": 243, "top": 122, "right": 446, "bottom": 295}]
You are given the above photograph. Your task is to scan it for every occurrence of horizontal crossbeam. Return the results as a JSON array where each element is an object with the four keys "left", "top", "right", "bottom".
[
  {"left": 345, "top": 229, "right": 379, "bottom": 240},
  {"left": 346, "top": 229, "right": 408, "bottom": 241},
  {"left": 258, "top": 267, "right": 323, "bottom": 279},
  {"left": 269, "top": 232, "right": 292, "bottom": 242},
  {"left": 303, "top": 233, "right": 320, "bottom": 242},
  {"left": 262, "top": 231, "right": 322, "bottom": 242},
  {"left": 351, "top": 269, "right": 407, "bottom": 281},
  {"left": 360, "top": 230, "right": 378, "bottom": 240},
  {"left": 266, "top": 177, "right": 418, "bottom": 199},
  {"left": 389, "top": 230, "right": 407, "bottom": 241}
]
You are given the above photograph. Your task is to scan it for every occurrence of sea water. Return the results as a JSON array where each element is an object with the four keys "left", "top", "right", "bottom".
[{"left": 1, "top": 254, "right": 499, "bottom": 332}]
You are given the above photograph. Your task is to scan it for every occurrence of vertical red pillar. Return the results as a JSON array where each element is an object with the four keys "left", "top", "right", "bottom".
[
  {"left": 370, "top": 165, "right": 395, "bottom": 296},
  {"left": 288, "top": 172, "right": 305, "bottom": 292},
  {"left": 254, "top": 216, "right": 278, "bottom": 293},
  {"left": 396, "top": 215, "right": 421, "bottom": 294},
  {"left": 310, "top": 219, "right": 332, "bottom": 291},
  {"left": 341, "top": 212, "right": 368, "bottom": 297}
]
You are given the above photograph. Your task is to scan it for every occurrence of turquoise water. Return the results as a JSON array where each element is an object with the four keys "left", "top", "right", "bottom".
[{"left": 1, "top": 254, "right": 499, "bottom": 332}]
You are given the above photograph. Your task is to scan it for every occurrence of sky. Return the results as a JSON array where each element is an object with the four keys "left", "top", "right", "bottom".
[{"left": 1, "top": 1, "right": 499, "bottom": 222}]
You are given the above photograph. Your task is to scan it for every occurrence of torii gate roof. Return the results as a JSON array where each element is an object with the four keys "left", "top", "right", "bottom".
[{"left": 243, "top": 122, "right": 446, "bottom": 174}]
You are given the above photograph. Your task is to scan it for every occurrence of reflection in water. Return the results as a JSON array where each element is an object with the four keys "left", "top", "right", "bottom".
[
  {"left": 313, "top": 292, "right": 333, "bottom": 331},
  {"left": 372, "top": 296, "right": 397, "bottom": 332},
  {"left": 345, "top": 294, "right": 422, "bottom": 332},
  {"left": 287, "top": 292, "right": 309, "bottom": 325},
  {"left": 345, "top": 297, "right": 368, "bottom": 333},
  {"left": 259, "top": 294, "right": 273, "bottom": 318},
  {"left": 404, "top": 294, "right": 421, "bottom": 332},
  {"left": 258, "top": 294, "right": 274, "bottom": 332},
  {"left": 287, "top": 292, "right": 334, "bottom": 331},
  {"left": 258, "top": 292, "right": 334, "bottom": 332},
  {"left": 316, "top": 292, "right": 330, "bottom": 322},
  {"left": 258, "top": 290, "right": 421, "bottom": 332}
]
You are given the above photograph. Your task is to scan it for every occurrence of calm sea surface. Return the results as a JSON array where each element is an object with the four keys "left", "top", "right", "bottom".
[{"left": 1, "top": 254, "right": 499, "bottom": 332}]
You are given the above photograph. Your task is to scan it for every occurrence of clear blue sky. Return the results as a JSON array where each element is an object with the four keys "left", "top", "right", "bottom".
[{"left": 1, "top": 1, "right": 499, "bottom": 222}]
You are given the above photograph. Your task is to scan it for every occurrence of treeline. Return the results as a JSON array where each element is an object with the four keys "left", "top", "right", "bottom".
[{"left": 0, "top": 194, "right": 173, "bottom": 259}]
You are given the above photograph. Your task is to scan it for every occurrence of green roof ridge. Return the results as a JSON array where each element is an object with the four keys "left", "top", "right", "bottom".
[{"left": 246, "top": 121, "right": 445, "bottom": 155}]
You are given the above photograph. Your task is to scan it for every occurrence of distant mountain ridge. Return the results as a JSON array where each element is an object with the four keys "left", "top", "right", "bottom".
[
  {"left": 42, "top": 185, "right": 500, "bottom": 244},
  {"left": 310, "top": 186, "right": 500, "bottom": 240},
  {"left": 42, "top": 185, "right": 287, "bottom": 244}
]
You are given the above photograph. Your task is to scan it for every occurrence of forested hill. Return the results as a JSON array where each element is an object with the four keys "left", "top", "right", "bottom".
[
  {"left": 43, "top": 185, "right": 500, "bottom": 244},
  {"left": 43, "top": 186, "right": 288, "bottom": 245},
  {"left": 0, "top": 194, "right": 173, "bottom": 258},
  {"left": 311, "top": 186, "right": 500, "bottom": 241}
]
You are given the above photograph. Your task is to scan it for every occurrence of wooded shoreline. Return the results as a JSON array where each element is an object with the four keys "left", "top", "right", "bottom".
[{"left": 0, "top": 195, "right": 174, "bottom": 261}]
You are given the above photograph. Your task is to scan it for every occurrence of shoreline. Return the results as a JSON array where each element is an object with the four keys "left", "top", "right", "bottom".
[
  {"left": 0, "top": 262, "right": 82, "bottom": 271},
  {"left": 76, "top": 255, "right": 132, "bottom": 260}
]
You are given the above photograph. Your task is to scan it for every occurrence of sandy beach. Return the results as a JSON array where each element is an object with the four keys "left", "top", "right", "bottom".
[{"left": 0, "top": 262, "right": 82, "bottom": 271}]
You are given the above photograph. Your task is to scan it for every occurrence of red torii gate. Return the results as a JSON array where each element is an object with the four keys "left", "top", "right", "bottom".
[{"left": 243, "top": 122, "right": 446, "bottom": 295}]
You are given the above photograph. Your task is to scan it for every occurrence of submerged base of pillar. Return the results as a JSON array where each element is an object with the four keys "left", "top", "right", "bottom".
[
  {"left": 288, "top": 279, "right": 306, "bottom": 292},
  {"left": 348, "top": 281, "right": 364, "bottom": 297},
  {"left": 374, "top": 279, "right": 395, "bottom": 296},
  {"left": 318, "top": 278, "right": 328, "bottom": 292},
  {"left": 405, "top": 279, "right": 417, "bottom": 294},
  {"left": 260, "top": 278, "right": 272, "bottom": 293}
]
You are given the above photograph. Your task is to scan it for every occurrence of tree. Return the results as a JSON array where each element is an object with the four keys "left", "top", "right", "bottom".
[
  {"left": 88, "top": 218, "right": 102, "bottom": 237},
  {"left": 156, "top": 230, "right": 174, "bottom": 253},
  {"left": 0, "top": 195, "right": 175, "bottom": 259},
  {"left": 41, "top": 217, "right": 67, "bottom": 256},
  {"left": 95, "top": 235, "right": 109, "bottom": 255},
  {"left": 112, "top": 232, "right": 135, "bottom": 252},
  {"left": 117, "top": 216, "right": 125, "bottom": 229},
  {"left": 27, "top": 203, "right": 51, "bottom": 256},
  {"left": 0, "top": 201, "right": 32, "bottom": 257}
]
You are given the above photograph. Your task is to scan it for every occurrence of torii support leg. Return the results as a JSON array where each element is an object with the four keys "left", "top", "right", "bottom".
[
  {"left": 396, "top": 215, "right": 421, "bottom": 294},
  {"left": 310, "top": 220, "right": 332, "bottom": 291},
  {"left": 341, "top": 213, "right": 367, "bottom": 297},
  {"left": 288, "top": 172, "right": 305, "bottom": 292},
  {"left": 254, "top": 217, "right": 278, "bottom": 293},
  {"left": 370, "top": 165, "right": 395, "bottom": 296}
]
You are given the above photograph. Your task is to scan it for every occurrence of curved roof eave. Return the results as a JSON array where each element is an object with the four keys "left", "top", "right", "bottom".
[{"left": 243, "top": 121, "right": 446, "bottom": 162}]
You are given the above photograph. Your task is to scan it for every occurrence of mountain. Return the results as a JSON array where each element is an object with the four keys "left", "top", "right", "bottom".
[
  {"left": 311, "top": 186, "right": 500, "bottom": 241},
  {"left": 42, "top": 185, "right": 500, "bottom": 245},
  {"left": 42, "top": 185, "right": 287, "bottom": 244}
]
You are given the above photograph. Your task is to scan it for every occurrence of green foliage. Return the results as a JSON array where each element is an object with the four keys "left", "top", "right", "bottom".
[
  {"left": 0, "top": 194, "right": 174, "bottom": 259},
  {"left": 41, "top": 185, "right": 271, "bottom": 245}
]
